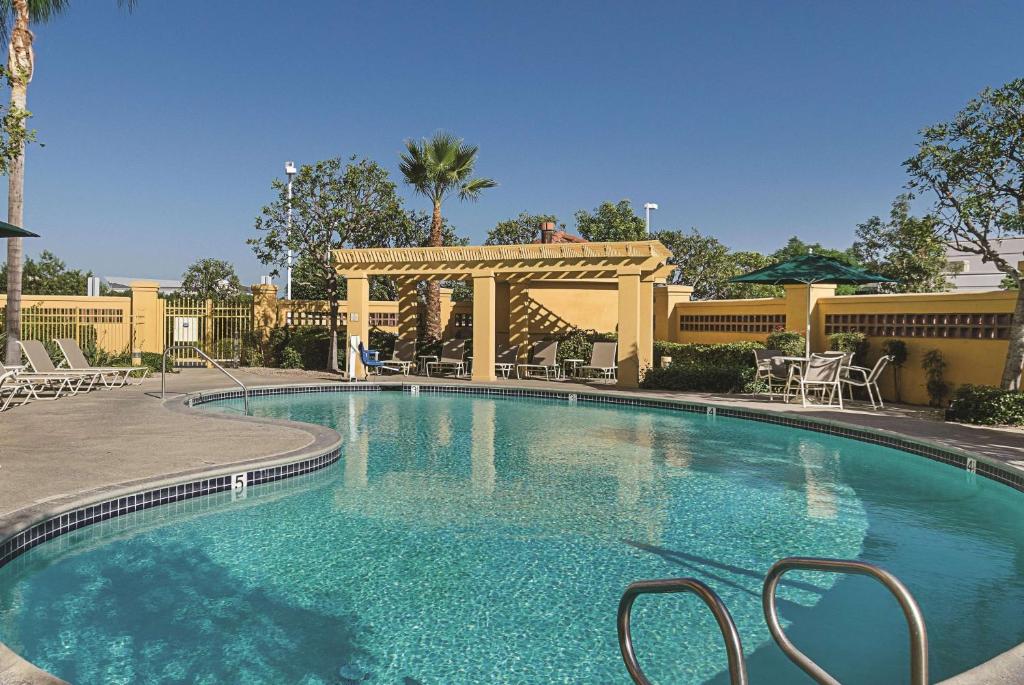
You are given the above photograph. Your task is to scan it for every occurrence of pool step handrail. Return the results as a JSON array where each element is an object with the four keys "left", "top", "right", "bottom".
[
  {"left": 617, "top": 577, "right": 748, "bottom": 685},
  {"left": 161, "top": 344, "right": 249, "bottom": 414},
  {"left": 762, "top": 556, "right": 928, "bottom": 685}
]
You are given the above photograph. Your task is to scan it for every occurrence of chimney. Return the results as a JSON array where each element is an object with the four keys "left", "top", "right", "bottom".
[{"left": 539, "top": 221, "right": 555, "bottom": 244}]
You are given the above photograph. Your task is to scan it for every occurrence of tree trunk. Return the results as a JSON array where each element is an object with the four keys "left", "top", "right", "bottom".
[
  {"left": 4, "top": 1, "right": 31, "bottom": 366},
  {"left": 423, "top": 200, "right": 443, "bottom": 341},
  {"left": 1000, "top": 286, "right": 1024, "bottom": 389}
]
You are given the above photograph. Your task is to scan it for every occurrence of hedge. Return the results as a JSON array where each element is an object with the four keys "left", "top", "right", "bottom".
[
  {"left": 652, "top": 340, "right": 764, "bottom": 368},
  {"left": 645, "top": 340, "right": 763, "bottom": 393},
  {"left": 947, "top": 385, "right": 1024, "bottom": 426}
]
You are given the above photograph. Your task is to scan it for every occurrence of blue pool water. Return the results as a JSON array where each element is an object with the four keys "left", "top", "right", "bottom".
[{"left": 1, "top": 391, "right": 1023, "bottom": 684}]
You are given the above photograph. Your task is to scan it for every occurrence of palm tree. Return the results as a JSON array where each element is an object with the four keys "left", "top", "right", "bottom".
[
  {"left": 399, "top": 131, "right": 495, "bottom": 341},
  {"left": 1, "top": 0, "right": 136, "bottom": 364}
]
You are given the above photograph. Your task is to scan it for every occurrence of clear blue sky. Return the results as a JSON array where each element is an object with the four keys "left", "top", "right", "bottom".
[{"left": 7, "top": 1, "right": 1023, "bottom": 284}]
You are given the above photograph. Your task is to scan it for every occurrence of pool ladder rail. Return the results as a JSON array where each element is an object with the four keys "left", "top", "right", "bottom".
[
  {"left": 618, "top": 556, "right": 929, "bottom": 685},
  {"left": 160, "top": 344, "right": 250, "bottom": 414}
]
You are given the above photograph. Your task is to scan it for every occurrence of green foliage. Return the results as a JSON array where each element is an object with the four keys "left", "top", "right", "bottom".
[
  {"left": 180, "top": 258, "right": 243, "bottom": 299},
  {"left": 922, "top": 349, "right": 950, "bottom": 407},
  {"left": 140, "top": 352, "right": 173, "bottom": 374},
  {"left": 852, "top": 195, "right": 954, "bottom": 293},
  {"left": 765, "top": 330, "right": 805, "bottom": 356},
  {"left": 948, "top": 385, "right": 1024, "bottom": 426},
  {"left": 0, "top": 65, "right": 37, "bottom": 174},
  {"left": 642, "top": 360, "right": 757, "bottom": 393},
  {"left": 0, "top": 250, "right": 93, "bottom": 295},
  {"left": 828, "top": 332, "right": 869, "bottom": 366},
  {"left": 905, "top": 78, "right": 1024, "bottom": 387},
  {"left": 574, "top": 200, "right": 646, "bottom": 242},
  {"left": 280, "top": 347, "right": 304, "bottom": 370},
  {"left": 485, "top": 212, "right": 560, "bottom": 245},
  {"left": 653, "top": 228, "right": 783, "bottom": 300},
  {"left": 882, "top": 339, "right": 909, "bottom": 402},
  {"left": 400, "top": 131, "right": 497, "bottom": 211},
  {"left": 653, "top": 340, "right": 764, "bottom": 368}
]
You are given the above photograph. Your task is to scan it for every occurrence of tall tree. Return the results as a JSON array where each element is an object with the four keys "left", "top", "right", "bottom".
[
  {"left": 654, "top": 228, "right": 781, "bottom": 300},
  {"left": 399, "top": 132, "right": 495, "bottom": 341},
  {"left": 0, "top": 250, "right": 92, "bottom": 295},
  {"left": 2, "top": 0, "right": 136, "bottom": 365},
  {"left": 180, "top": 258, "right": 243, "bottom": 300},
  {"left": 250, "top": 157, "right": 409, "bottom": 371},
  {"left": 905, "top": 78, "right": 1024, "bottom": 388},
  {"left": 485, "top": 212, "right": 559, "bottom": 245},
  {"left": 851, "top": 195, "right": 955, "bottom": 293},
  {"left": 574, "top": 200, "right": 646, "bottom": 242}
]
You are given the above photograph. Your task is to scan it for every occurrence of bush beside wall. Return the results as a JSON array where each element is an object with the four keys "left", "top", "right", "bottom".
[
  {"left": 645, "top": 340, "right": 762, "bottom": 392},
  {"left": 947, "top": 385, "right": 1024, "bottom": 426}
]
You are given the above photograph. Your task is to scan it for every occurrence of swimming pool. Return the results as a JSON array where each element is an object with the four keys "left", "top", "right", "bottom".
[{"left": 1, "top": 389, "right": 1022, "bottom": 684}]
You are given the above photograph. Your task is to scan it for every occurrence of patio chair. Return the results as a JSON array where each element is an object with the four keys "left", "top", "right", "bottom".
[
  {"left": 54, "top": 338, "right": 150, "bottom": 387},
  {"left": 786, "top": 354, "right": 845, "bottom": 409},
  {"left": 841, "top": 355, "right": 892, "bottom": 410},
  {"left": 426, "top": 339, "right": 468, "bottom": 377},
  {"left": 516, "top": 340, "right": 559, "bottom": 380},
  {"left": 578, "top": 341, "right": 618, "bottom": 381},
  {"left": 753, "top": 349, "right": 790, "bottom": 400},
  {"left": 495, "top": 344, "right": 520, "bottom": 378},
  {"left": 387, "top": 339, "right": 416, "bottom": 375},
  {"left": 19, "top": 339, "right": 105, "bottom": 394}
]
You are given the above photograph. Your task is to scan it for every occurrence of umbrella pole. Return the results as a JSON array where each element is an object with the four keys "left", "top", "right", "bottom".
[{"left": 806, "top": 283, "right": 812, "bottom": 359}]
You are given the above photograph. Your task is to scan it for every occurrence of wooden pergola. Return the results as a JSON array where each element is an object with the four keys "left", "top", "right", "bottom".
[{"left": 333, "top": 240, "right": 674, "bottom": 387}]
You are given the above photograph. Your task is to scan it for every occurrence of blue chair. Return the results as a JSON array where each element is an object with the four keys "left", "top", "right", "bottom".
[{"left": 358, "top": 342, "right": 386, "bottom": 378}]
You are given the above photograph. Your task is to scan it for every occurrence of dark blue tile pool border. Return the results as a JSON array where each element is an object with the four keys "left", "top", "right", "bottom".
[{"left": 4, "top": 380, "right": 1021, "bottom": 572}]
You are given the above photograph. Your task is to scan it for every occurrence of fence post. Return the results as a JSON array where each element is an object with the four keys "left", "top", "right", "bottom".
[
  {"left": 130, "top": 280, "right": 162, "bottom": 361},
  {"left": 251, "top": 284, "right": 279, "bottom": 345}
]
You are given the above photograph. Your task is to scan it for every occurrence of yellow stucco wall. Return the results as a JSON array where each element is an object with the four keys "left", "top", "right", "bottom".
[
  {"left": 817, "top": 291, "right": 1016, "bottom": 405},
  {"left": 673, "top": 297, "right": 788, "bottom": 344}
]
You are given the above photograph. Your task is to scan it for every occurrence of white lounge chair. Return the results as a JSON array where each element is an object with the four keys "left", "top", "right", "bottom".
[
  {"left": 385, "top": 339, "right": 416, "bottom": 376},
  {"left": 578, "top": 341, "right": 617, "bottom": 381},
  {"left": 753, "top": 349, "right": 788, "bottom": 400},
  {"left": 495, "top": 344, "right": 520, "bottom": 378},
  {"left": 517, "top": 341, "right": 560, "bottom": 380},
  {"left": 19, "top": 340, "right": 102, "bottom": 394},
  {"left": 841, "top": 355, "right": 892, "bottom": 410},
  {"left": 55, "top": 338, "right": 150, "bottom": 387},
  {"left": 0, "top": 369, "right": 33, "bottom": 410},
  {"left": 786, "top": 354, "right": 844, "bottom": 409},
  {"left": 0, "top": 360, "right": 78, "bottom": 401},
  {"left": 426, "top": 339, "right": 468, "bottom": 377}
]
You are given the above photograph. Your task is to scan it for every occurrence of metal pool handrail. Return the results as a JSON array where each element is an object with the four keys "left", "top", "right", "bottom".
[
  {"left": 617, "top": 577, "right": 749, "bottom": 685},
  {"left": 762, "top": 556, "right": 928, "bottom": 685},
  {"left": 161, "top": 344, "right": 249, "bottom": 414}
]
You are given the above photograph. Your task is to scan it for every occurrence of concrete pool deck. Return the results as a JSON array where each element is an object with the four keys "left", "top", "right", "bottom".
[{"left": 1, "top": 367, "right": 1023, "bottom": 684}]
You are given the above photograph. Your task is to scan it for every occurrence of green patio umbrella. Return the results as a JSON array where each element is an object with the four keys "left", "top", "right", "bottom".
[
  {"left": 0, "top": 220, "right": 38, "bottom": 238},
  {"left": 728, "top": 253, "right": 894, "bottom": 358}
]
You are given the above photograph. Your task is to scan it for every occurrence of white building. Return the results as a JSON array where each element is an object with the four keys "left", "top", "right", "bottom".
[{"left": 944, "top": 237, "right": 1024, "bottom": 291}]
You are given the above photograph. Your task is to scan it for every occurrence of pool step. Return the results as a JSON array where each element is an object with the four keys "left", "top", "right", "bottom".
[{"left": 617, "top": 556, "right": 928, "bottom": 685}]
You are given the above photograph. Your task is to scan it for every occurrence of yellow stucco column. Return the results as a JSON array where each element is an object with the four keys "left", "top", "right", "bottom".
[
  {"left": 396, "top": 278, "right": 419, "bottom": 352},
  {"left": 653, "top": 284, "right": 694, "bottom": 343},
  {"left": 639, "top": 278, "right": 654, "bottom": 374},
  {"left": 251, "top": 284, "right": 279, "bottom": 344},
  {"left": 438, "top": 285, "right": 454, "bottom": 339},
  {"left": 346, "top": 275, "right": 370, "bottom": 378},
  {"left": 130, "top": 280, "right": 162, "bottom": 358},
  {"left": 784, "top": 283, "right": 837, "bottom": 354},
  {"left": 617, "top": 269, "right": 642, "bottom": 388},
  {"left": 472, "top": 272, "right": 497, "bottom": 382},
  {"left": 508, "top": 280, "right": 531, "bottom": 362}
]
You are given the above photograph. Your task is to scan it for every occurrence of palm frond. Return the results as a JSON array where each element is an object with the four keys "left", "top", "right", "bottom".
[{"left": 459, "top": 177, "right": 497, "bottom": 201}]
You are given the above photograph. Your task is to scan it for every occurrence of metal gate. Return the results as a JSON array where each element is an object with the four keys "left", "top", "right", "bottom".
[{"left": 164, "top": 298, "right": 250, "bottom": 366}]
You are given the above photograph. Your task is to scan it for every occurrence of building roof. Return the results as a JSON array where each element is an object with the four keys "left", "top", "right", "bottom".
[{"left": 531, "top": 230, "right": 588, "bottom": 244}]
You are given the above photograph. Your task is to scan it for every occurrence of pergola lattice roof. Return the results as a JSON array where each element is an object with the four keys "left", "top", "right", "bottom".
[{"left": 333, "top": 240, "right": 674, "bottom": 281}]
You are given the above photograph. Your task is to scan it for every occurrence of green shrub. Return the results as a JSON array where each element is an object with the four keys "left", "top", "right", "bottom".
[
  {"left": 922, "top": 349, "right": 950, "bottom": 408},
  {"left": 642, "top": 361, "right": 756, "bottom": 393},
  {"left": 765, "top": 330, "right": 805, "bottom": 356},
  {"left": 653, "top": 340, "right": 764, "bottom": 368},
  {"left": 828, "top": 332, "right": 869, "bottom": 366},
  {"left": 555, "top": 328, "right": 616, "bottom": 364},
  {"left": 280, "top": 347, "right": 304, "bottom": 369},
  {"left": 948, "top": 385, "right": 1024, "bottom": 425},
  {"left": 141, "top": 352, "right": 173, "bottom": 373}
]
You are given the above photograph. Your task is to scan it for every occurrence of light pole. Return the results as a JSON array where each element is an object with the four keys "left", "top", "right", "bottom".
[
  {"left": 284, "top": 161, "right": 297, "bottom": 300},
  {"left": 643, "top": 202, "right": 659, "bottom": 234}
]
